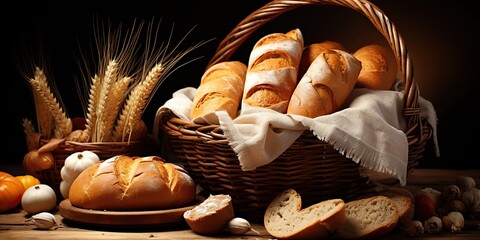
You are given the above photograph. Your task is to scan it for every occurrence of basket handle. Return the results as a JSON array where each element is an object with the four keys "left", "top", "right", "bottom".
[{"left": 207, "top": 0, "right": 423, "bottom": 145}]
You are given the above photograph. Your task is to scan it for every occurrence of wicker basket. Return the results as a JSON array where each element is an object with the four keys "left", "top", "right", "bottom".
[
  {"left": 31, "top": 138, "right": 156, "bottom": 198},
  {"left": 156, "top": 0, "right": 433, "bottom": 222}
]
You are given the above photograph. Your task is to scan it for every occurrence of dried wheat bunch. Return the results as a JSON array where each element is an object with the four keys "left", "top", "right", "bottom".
[
  {"left": 25, "top": 67, "right": 72, "bottom": 140},
  {"left": 22, "top": 17, "right": 208, "bottom": 145},
  {"left": 79, "top": 18, "right": 209, "bottom": 143}
]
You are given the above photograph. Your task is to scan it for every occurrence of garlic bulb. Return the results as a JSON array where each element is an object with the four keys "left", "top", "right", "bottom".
[
  {"left": 442, "top": 211, "right": 464, "bottom": 233},
  {"left": 460, "top": 187, "right": 480, "bottom": 219},
  {"left": 423, "top": 216, "right": 442, "bottom": 234},
  {"left": 27, "top": 212, "right": 60, "bottom": 230},
  {"left": 225, "top": 217, "right": 259, "bottom": 235},
  {"left": 21, "top": 184, "right": 57, "bottom": 214},
  {"left": 404, "top": 220, "right": 424, "bottom": 237},
  {"left": 456, "top": 176, "right": 476, "bottom": 192}
]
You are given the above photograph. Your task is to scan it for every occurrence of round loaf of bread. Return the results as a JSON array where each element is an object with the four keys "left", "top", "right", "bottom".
[
  {"left": 69, "top": 155, "right": 196, "bottom": 211},
  {"left": 353, "top": 44, "right": 398, "bottom": 90},
  {"left": 183, "top": 194, "right": 234, "bottom": 235}
]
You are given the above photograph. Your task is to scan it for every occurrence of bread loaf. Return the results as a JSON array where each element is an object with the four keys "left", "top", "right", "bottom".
[
  {"left": 264, "top": 189, "right": 346, "bottom": 240},
  {"left": 336, "top": 195, "right": 399, "bottom": 239},
  {"left": 69, "top": 155, "right": 196, "bottom": 211},
  {"left": 183, "top": 194, "right": 234, "bottom": 235},
  {"left": 287, "top": 49, "right": 361, "bottom": 118},
  {"left": 190, "top": 61, "right": 247, "bottom": 120},
  {"left": 242, "top": 28, "right": 304, "bottom": 113},
  {"left": 353, "top": 44, "right": 398, "bottom": 90},
  {"left": 298, "top": 41, "right": 348, "bottom": 79}
]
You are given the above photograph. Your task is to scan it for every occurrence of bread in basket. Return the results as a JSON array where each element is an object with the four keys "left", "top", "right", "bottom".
[{"left": 154, "top": 0, "right": 433, "bottom": 222}]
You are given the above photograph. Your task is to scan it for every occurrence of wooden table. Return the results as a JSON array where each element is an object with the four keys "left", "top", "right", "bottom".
[{"left": 1, "top": 167, "right": 480, "bottom": 239}]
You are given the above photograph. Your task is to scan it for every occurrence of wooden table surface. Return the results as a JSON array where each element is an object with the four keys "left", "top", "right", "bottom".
[{"left": 1, "top": 167, "right": 480, "bottom": 240}]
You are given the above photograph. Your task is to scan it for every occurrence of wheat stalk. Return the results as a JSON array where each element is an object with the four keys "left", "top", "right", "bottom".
[
  {"left": 91, "top": 59, "right": 118, "bottom": 142},
  {"left": 30, "top": 68, "right": 54, "bottom": 138},
  {"left": 22, "top": 118, "right": 36, "bottom": 136},
  {"left": 99, "top": 76, "right": 132, "bottom": 142},
  {"left": 113, "top": 63, "right": 163, "bottom": 142},
  {"left": 29, "top": 67, "right": 72, "bottom": 138},
  {"left": 83, "top": 74, "right": 101, "bottom": 140}
]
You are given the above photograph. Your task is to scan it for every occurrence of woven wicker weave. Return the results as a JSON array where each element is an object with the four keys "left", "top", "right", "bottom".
[
  {"left": 156, "top": 0, "right": 433, "bottom": 222},
  {"left": 32, "top": 139, "right": 156, "bottom": 198}
]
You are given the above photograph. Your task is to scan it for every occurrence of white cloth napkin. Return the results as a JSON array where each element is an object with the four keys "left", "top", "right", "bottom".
[{"left": 155, "top": 86, "right": 439, "bottom": 186}]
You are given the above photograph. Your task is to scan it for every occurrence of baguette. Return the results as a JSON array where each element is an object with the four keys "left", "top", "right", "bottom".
[
  {"left": 353, "top": 44, "right": 398, "bottom": 90},
  {"left": 335, "top": 195, "right": 399, "bottom": 239},
  {"left": 242, "top": 28, "right": 304, "bottom": 113},
  {"left": 298, "top": 41, "right": 348, "bottom": 79},
  {"left": 190, "top": 61, "right": 247, "bottom": 120},
  {"left": 264, "top": 189, "right": 346, "bottom": 240},
  {"left": 287, "top": 49, "right": 361, "bottom": 118}
]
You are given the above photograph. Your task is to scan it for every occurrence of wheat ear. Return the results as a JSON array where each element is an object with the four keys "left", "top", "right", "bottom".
[
  {"left": 91, "top": 59, "right": 118, "bottom": 142},
  {"left": 22, "top": 118, "right": 36, "bottom": 135},
  {"left": 99, "top": 76, "right": 132, "bottom": 142},
  {"left": 30, "top": 68, "right": 54, "bottom": 138},
  {"left": 29, "top": 67, "right": 72, "bottom": 138},
  {"left": 113, "top": 63, "right": 164, "bottom": 142},
  {"left": 83, "top": 74, "right": 101, "bottom": 139}
]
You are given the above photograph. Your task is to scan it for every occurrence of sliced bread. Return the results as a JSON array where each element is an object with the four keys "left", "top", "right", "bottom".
[
  {"left": 264, "top": 189, "right": 346, "bottom": 240},
  {"left": 378, "top": 188, "right": 415, "bottom": 228},
  {"left": 335, "top": 195, "right": 399, "bottom": 239}
]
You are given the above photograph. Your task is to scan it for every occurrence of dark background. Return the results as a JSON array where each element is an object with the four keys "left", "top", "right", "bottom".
[{"left": 6, "top": 0, "right": 480, "bottom": 169}]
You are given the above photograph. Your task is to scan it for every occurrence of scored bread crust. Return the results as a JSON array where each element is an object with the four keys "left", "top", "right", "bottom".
[
  {"left": 68, "top": 155, "right": 196, "bottom": 211},
  {"left": 190, "top": 61, "right": 247, "bottom": 120},
  {"left": 336, "top": 195, "right": 399, "bottom": 239},
  {"left": 287, "top": 49, "right": 361, "bottom": 118},
  {"left": 298, "top": 41, "right": 348, "bottom": 79},
  {"left": 242, "top": 28, "right": 304, "bottom": 113},
  {"left": 264, "top": 189, "right": 346, "bottom": 240}
]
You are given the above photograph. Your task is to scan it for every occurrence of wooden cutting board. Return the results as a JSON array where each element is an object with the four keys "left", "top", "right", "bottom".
[{"left": 59, "top": 196, "right": 205, "bottom": 228}]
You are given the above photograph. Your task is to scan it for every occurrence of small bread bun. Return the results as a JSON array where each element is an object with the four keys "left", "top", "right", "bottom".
[
  {"left": 298, "top": 41, "right": 348, "bottom": 78},
  {"left": 183, "top": 194, "right": 235, "bottom": 235},
  {"left": 353, "top": 44, "right": 398, "bottom": 90}
]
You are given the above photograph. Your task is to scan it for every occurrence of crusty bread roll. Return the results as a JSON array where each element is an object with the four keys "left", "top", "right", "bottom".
[
  {"left": 354, "top": 44, "right": 398, "bottom": 90},
  {"left": 264, "top": 189, "right": 346, "bottom": 240},
  {"left": 242, "top": 28, "right": 304, "bottom": 113},
  {"left": 287, "top": 49, "right": 362, "bottom": 118},
  {"left": 183, "top": 194, "right": 234, "bottom": 235},
  {"left": 298, "top": 41, "right": 348, "bottom": 79},
  {"left": 336, "top": 195, "right": 399, "bottom": 239},
  {"left": 69, "top": 155, "right": 196, "bottom": 211},
  {"left": 190, "top": 61, "right": 247, "bottom": 120}
]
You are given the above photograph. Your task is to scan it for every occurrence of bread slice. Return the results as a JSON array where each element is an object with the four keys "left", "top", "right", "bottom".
[
  {"left": 264, "top": 189, "right": 346, "bottom": 239},
  {"left": 378, "top": 188, "right": 414, "bottom": 229},
  {"left": 336, "top": 195, "right": 399, "bottom": 239}
]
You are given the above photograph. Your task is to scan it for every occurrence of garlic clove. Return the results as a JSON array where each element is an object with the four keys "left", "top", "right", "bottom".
[
  {"left": 442, "top": 211, "right": 464, "bottom": 233},
  {"left": 423, "top": 216, "right": 443, "bottom": 234},
  {"left": 225, "top": 217, "right": 259, "bottom": 235},
  {"left": 403, "top": 220, "right": 424, "bottom": 237},
  {"left": 27, "top": 212, "right": 60, "bottom": 230}
]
